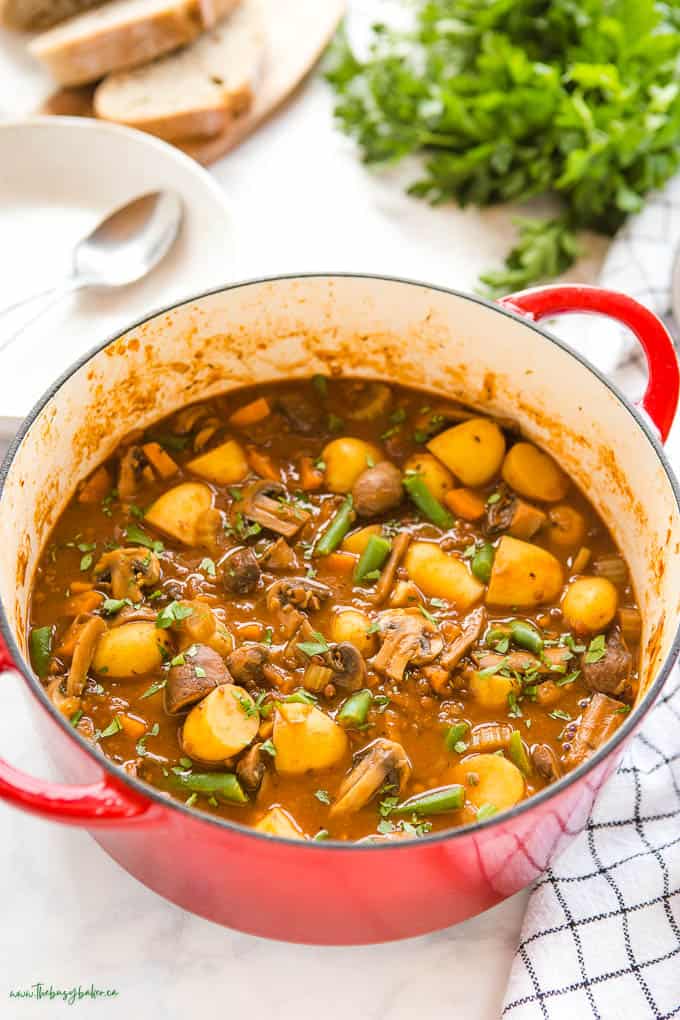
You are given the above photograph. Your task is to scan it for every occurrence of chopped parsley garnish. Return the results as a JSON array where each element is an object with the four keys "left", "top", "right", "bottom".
[
  {"left": 549, "top": 709, "right": 572, "bottom": 722},
  {"left": 97, "top": 716, "right": 123, "bottom": 740},
  {"left": 297, "top": 631, "right": 330, "bottom": 657},
  {"left": 261, "top": 739, "right": 277, "bottom": 757},
  {"left": 418, "top": 604, "right": 438, "bottom": 627},
  {"left": 102, "top": 597, "right": 133, "bottom": 615},
  {"left": 584, "top": 635, "right": 607, "bottom": 664},
  {"left": 199, "top": 557, "right": 216, "bottom": 577},
  {"left": 139, "top": 677, "right": 167, "bottom": 700},
  {"left": 79, "top": 553, "right": 93, "bottom": 571},
  {"left": 155, "top": 601, "right": 193, "bottom": 629},
  {"left": 125, "top": 523, "right": 164, "bottom": 554},
  {"left": 136, "top": 722, "right": 160, "bottom": 756},
  {"left": 315, "top": 789, "right": 331, "bottom": 804}
]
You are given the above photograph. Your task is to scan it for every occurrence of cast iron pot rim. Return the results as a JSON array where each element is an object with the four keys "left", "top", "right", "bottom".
[{"left": 1, "top": 272, "right": 678, "bottom": 852}]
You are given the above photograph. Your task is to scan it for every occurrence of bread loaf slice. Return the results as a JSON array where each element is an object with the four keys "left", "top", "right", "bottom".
[
  {"left": 0, "top": 0, "right": 105, "bottom": 31},
  {"left": 29, "top": 0, "right": 241, "bottom": 86},
  {"left": 94, "top": 2, "right": 264, "bottom": 142}
]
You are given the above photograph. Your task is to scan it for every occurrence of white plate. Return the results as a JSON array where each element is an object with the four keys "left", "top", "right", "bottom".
[{"left": 0, "top": 117, "right": 233, "bottom": 436}]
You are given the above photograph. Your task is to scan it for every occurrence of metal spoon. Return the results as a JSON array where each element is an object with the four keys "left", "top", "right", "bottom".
[{"left": 0, "top": 190, "right": 183, "bottom": 354}]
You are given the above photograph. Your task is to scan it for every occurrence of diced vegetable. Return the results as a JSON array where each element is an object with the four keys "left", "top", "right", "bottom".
[
  {"left": 254, "top": 806, "right": 304, "bottom": 838},
  {"left": 173, "top": 771, "right": 248, "bottom": 804},
  {"left": 141, "top": 442, "right": 178, "bottom": 479},
  {"left": 508, "top": 730, "right": 531, "bottom": 775},
  {"left": 471, "top": 543, "right": 495, "bottom": 583},
  {"left": 77, "top": 465, "right": 112, "bottom": 504},
  {"left": 486, "top": 536, "right": 563, "bottom": 607},
  {"left": 92, "top": 622, "right": 172, "bottom": 678},
  {"left": 342, "top": 524, "right": 381, "bottom": 556},
  {"left": 29, "top": 626, "right": 53, "bottom": 678},
  {"left": 322, "top": 437, "right": 383, "bottom": 493},
  {"left": 355, "top": 534, "right": 391, "bottom": 583},
  {"left": 331, "top": 609, "right": 377, "bottom": 656},
  {"left": 273, "top": 702, "right": 348, "bottom": 774},
  {"left": 246, "top": 447, "right": 279, "bottom": 481},
  {"left": 593, "top": 555, "right": 628, "bottom": 586},
  {"left": 510, "top": 619, "right": 543, "bottom": 655},
  {"left": 402, "top": 473, "right": 453, "bottom": 529},
  {"left": 548, "top": 504, "right": 585, "bottom": 548},
  {"left": 454, "top": 753, "right": 525, "bottom": 813},
  {"left": 315, "top": 495, "right": 356, "bottom": 556},
  {"left": 405, "top": 542, "right": 484, "bottom": 610},
  {"left": 619, "top": 607, "right": 642, "bottom": 644},
  {"left": 468, "top": 670, "right": 520, "bottom": 710},
  {"left": 571, "top": 546, "right": 592, "bottom": 574},
  {"left": 562, "top": 576, "right": 618, "bottom": 634},
  {"left": 299, "top": 455, "right": 324, "bottom": 491},
  {"left": 394, "top": 784, "right": 465, "bottom": 815},
  {"left": 403, "top": 452, "right": 454, "bottom": 502},
  {"left": 145, "top": 482, "right": 212, "bottom": 545},
  {"left": 427, "top": 418, "right": 505, "bottom": 487},
  {"left": 337, "top": 689, "right": 372, "bottom": 728},
  {"left": 182, "top": 685, "right": 260, "bottom": 763},
  {"left": 228, "top": 397, "right": 270, "bottom": 427},
  {"left": 303, "top": 663, "right": 334, "bottom": 693},
  {"left": 502, "top": 442, "right": 569, "bottom": 502},
  {"left": 187, "top": 439, "right": 249, "bottom": 485},
  {"left": 444, "top": 487, "right": 485, "bottom": 521}
]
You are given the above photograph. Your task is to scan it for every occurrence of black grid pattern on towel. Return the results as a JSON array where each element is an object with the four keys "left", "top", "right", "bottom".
[{"left": 502, "top": 672, "right": 680, "bottom": 1019}]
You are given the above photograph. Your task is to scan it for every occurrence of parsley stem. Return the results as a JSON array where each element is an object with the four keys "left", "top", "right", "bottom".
[
  {"left": 402, "top": 473, "right": 453, "bottom": 530},
  {"left": 354, "top": 535, "right": 391, "bottom": 583},
  {"left": 314, "top": 495, "right": 355, "bottom": 556}
]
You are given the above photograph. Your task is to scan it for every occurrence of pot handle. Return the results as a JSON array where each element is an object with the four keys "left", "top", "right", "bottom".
[
  {"left": 499, "top": 284, "right": 680, "bottom": 443},
  {"left": 0, "top": 632, "right": 151, "bottom": 826}
]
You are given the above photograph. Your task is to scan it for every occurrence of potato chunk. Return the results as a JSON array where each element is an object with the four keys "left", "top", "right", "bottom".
[
  {"left": 486, "top": 536, "right": 563, "bottom": 607},
  {"left": 92, "top": 622, "right": 172, "bottom": 678},
  {"left": 331, "top": 609, "right": 377, "bottom": 657},
  {"left": 145, "top": 482, "right": 212, "bottom": 545},
  {"left": 404, "top": 541, "right": 484, "bottom": 611},
  {"left": 469, "top": 670, "right": 520, "bottom": 710},
  {"left": 254, "top": 807, "right": 305, "bottom": 839},
  {"left": 427, "top": 418, "right": 505, "bottom": 487},
  {"left": 273, "top": 702, "right": 348, "bottom": 775},
  {"left": 502, "top": 442, "right": 569, "bottom": 502},
  {"left": 342, "top": 524, "right": 381, "bottom": 555},
  {"left": 182, "top": 684, "right": 259, "bottom": 763},
  {"left": 187, "top": 439, "right": 249, "bottom": 485},
  {"left": 403, "top": 452, "right": 454, "bottom": 502},
  {"left": 454, "top": 753, "right": 525, "bottom": 813},
  {"left": 562, "top": 576, "right": 618, "bottom": 634},
  {"left": 322, "top": 437, "right": 383, "bottom": 493}
]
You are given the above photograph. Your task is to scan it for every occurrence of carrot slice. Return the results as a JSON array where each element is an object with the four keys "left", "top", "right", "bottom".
[
  {"left": 69, "top": 581, "right": 94, "bottom": 594},
  {"left": 142, "top": 442, "right": 178, "bottom": 480},
  {"left": 445, "top": 488, "right": 485, "bottom": 521},
  {"left": 246, "top": 446, "right": 279, "bottom": 481},
  {"left": 119, "top": 714, "right": 147, "bottom": 740},
  {"left": 238, "top": 622, "right": 264, "bottom": 641},
  {"left": 299, "top": 456, "right": 324, "bottom": 491},
  {"left": 77, "top": 466, "right": 111, "bottom": 504},
  {"left": 322, "top": 552, "right": 357, "bottom": 576},
  {"left": 64, "top": 591, "right": 103, "bottom": 616},
  {"left": 229, "top": 397, "right": 270, "bottom": 427}
]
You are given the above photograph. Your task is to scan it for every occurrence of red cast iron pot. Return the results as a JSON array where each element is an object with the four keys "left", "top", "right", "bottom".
[{"left": 0, "top": 276, "right": 678, "bottom": 945}]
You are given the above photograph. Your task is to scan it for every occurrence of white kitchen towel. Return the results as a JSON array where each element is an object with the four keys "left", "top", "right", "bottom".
[{"left": 502, "top": 182, "right": 680, "bottom": 1019}]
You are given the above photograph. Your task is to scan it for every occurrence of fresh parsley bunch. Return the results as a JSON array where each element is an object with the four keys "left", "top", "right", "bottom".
[{"left": 326, "top": 0, "right": 680, "bottom": 292}]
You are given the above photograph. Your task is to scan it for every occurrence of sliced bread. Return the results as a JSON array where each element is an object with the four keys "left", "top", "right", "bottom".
[
  {"left": 29, "top": 0, "right": 241, "bottom": 86},
  {"left": 93, "top": 2, "right": 264, "bottom": 142},
  {"left": 0, "top": 0, "right": 105, "bottom": 31}
]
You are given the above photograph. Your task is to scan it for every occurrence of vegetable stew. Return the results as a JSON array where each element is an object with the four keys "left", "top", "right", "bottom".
[{"left": 28, "top": 379, "right": 641, "bottom": 842}]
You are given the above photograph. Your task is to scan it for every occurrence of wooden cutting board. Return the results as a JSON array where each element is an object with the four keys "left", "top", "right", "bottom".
[{"left": 41, "top": 0, "right": 346, "bottom": 166}]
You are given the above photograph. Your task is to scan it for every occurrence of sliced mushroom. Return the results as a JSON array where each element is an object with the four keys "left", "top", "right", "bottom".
[
  {"left": 323, "top": 642, "right": 367, "bottom": 691},
  {"left": 345, "top": 382, "right": 392, "bottom": 421},
  {"left": 108, "top": 604, "right": 157, "bottom": 627},
  {"left": 581, "top": 627, "right": 631, "bottom": 696},
  {"left": 164, "top": 644, "right": 228, "bottom": 715},
  {"left": 66, "top": 614, "right": 107, "bottom": 697},
  {"left": 351, "top": 461, "right": 403, "bottom": 518},
  {"left": 532, "top": 744, "right": 562, "bottom": 782},
  {"left": 372, "top": 609, "right": 444, "bottom": 682},
  {"left": 238, "top": 480, "right": 310, "bottom": 538},
  {"left": 172, "top": 403, "right": 216, "bottom": 435},
  {"left": 47, "top": 676, "right": 81, "bottom": 719},
  {"left": 222, "top": 548, "right": 261, "bottom": 596},
  {"left": 261, "top": 537, "right": 300, "bottom": 572},
  {"left": 564, "top": 692, "right": 626, "bottom": 769},
  {"left": 236, "top": 742, "right": 267, "bottom": 794},
  {"left": 226, "top": 645, "right": 269, "bottom": 689},
  {"left": 266, "top": 577, "right": 331, "bottom": 637},
  {"left": 373, "top": 532, "right": 411, "bottom": 606},
  {"left": 330, "top": 738, "right": 411, "bottom": 816},
  {"left": 440, "top": 607, "right": 487, "bottom": 671},
  {"left": 117, "top": 445, "right": 154, "bottom": 501},
  {"left": 94, "top": 547, "right": 161, "bottom": 602}
]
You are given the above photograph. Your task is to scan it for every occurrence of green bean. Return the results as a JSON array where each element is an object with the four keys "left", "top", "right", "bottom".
[
  {"left": 444, "top": 721, "right": 470, "bottom": 752},
  {"left": 508, "top": 730, "right": 531, "bottom": 775},
  {"left": 314, "top": 495, "right": 356, "bottom": 556},
  {"left": 394, "top": 784, "right": 465, "bottom": 815},
  {"left": 173, "top": 772, "right": 248, "bottom": 804},
  {"left": 354, "top": 535, "right": 391, "bottom": 583},
  {"left": 337, "top": 689, "right": 373, "bottom": 728},
  {"left": 402, "top": 473, "right": 453, "bottom": 530},
  {"left": 510, "top": 619, "right": 543, "bottom": 655},
  {"left": 29, "top": 625, "right": 52, "bottom": 678},
  {"left": 476, "top": 803, "right": 497, "bottom": 821},
  {"left": 471, "top": 543, "right": 495, "bottom": 582}
]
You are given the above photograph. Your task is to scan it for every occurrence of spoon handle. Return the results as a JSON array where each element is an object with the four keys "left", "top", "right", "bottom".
[{"left": 0, "top": 278, "right": 81, "bottom": 355}]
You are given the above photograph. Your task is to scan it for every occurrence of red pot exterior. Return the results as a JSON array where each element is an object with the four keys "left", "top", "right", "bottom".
[{"left": 0, "top": 278, "right": 678, "bottom": 944}]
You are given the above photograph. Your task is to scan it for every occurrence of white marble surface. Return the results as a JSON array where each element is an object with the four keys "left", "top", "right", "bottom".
[{"left": 0, "top": 6, "right": 652, "bottom": 1018}]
